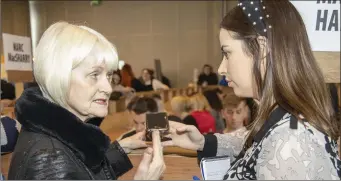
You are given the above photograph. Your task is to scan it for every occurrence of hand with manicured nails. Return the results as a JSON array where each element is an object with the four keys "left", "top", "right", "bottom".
[
  {"left": 162, "top": 121, "right": 205, "bottom": 151},
  {"left": 134, "top": 130, "right": 166, "bottom": 180}
]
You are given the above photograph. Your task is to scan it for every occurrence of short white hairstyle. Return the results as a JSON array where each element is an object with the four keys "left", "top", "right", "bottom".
[{"left": 33, "top": 21, "right": 118, "bottom": 107}]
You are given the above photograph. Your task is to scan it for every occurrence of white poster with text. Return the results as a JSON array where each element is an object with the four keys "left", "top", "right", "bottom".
[
  {"left": 2, "top": 33, "right": 32, "bottom": 71},
  {"left": 290, "top": 0, "right": 340, "bottom": 52}
]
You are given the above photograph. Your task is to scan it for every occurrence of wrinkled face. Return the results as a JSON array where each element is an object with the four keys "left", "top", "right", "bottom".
[
  {"left": 218, "top": 29, "right": 254, "bottom": 98},
  {"left": 67, "top": 49, "right": 113, "bottom": 121},
  {"left": 203, "top": 66, "right": 211, "bottom": 75},
  {"left": 221, "top": 101, "right": 247, "bottom": 130},
  {"left": 112, "top": 74, "right": 121, "bottom": 85},
  {"left": 142, "top": 69, "right": 151, "bottom": 81},
  {"left": 131, "top": 111, "right": 147, "bottom": 133}
]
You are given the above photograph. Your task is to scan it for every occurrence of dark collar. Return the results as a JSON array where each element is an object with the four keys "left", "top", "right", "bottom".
[
  {"left": 15, "top": 87, "right": 110, "bottom": 171},
  {"left": 254, "top": 106, "right": 294, "bottom": 143}
]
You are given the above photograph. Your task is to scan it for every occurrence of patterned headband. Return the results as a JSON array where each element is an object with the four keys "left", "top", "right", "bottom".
[{"left": 238, "top": 0, "right": 272, "bottom": 36}]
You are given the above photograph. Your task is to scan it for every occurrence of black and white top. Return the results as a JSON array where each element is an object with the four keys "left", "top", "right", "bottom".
[{"left": 198, "top": 107, "right": 341, "bottom": 180}]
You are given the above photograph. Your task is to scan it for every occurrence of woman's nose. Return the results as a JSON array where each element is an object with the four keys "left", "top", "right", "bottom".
[{"left": 218, "top": 57, "right": 228, "bottom": 76}]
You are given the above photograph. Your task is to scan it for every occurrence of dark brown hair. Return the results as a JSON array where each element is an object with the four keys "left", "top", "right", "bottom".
[
  {"left": 204, "top": 90, "right": 223, "bottom": 111},
  {"left": 221, "top": 0, "right": 338, "bottom": 148},
  {"left": 202, "top": 64, "right": 213, "bottom": 74},
  {"left": 127, "top": 96, "right": 158, "bottom": 114}
]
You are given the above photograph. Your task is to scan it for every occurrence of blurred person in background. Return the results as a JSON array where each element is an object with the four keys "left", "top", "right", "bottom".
[
  {"left": 219, "top": 75, "right": 229, "bottom": 86},
  {"left": 197, "top": 64, "right": 218, "bottom": 87},
  {"left": 139, "top": 68, "right": 169, "bottom": 92},
  {"left": 203, "top": 89, "right": 225, "bottom": 133},
  {"left": 120, "top": 64, "right": 145, "bottom": 92},
  {"left": 8, "top": 22, "right": 165, "bottom": 180},
  {"left": 168, "top": 96, "right": 191, "bottom": 123},
  {"left": 119, "top": 96, "right": 158, "bottom": 141},
  {"left": 111, "top": 70, "right": 135, "bottom": 96},
  {"left": 183, "top": 94, "right": 216, "bottom": 134},
  {"left": 221, "top": 95, "right": 249, "bottom": 134}
]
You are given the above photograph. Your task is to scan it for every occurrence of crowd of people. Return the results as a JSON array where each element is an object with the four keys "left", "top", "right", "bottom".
[
  {"left": 1, "top": 0, "right": 341, "bottom": 180},
  {"left": 110, "top": 62, "right": 223, "bottom": 101},
  {"left": 112, "top": 65, "right": 170, "bottom": 94},
  {"left": 118, "top": 88, "right": 252, "bottom": 143}
]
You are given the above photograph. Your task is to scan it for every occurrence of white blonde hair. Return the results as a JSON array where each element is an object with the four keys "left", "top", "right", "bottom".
[{"left": 33, "top": 21, "right": 118, "bottom": 107}]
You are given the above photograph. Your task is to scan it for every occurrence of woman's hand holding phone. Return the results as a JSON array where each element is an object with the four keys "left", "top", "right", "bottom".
[
  {"left": 162, "top": 121, "right": 205, "bottom": 151},
  {"left": 134, "top": 130, "right": 166, "bottom": 180}
]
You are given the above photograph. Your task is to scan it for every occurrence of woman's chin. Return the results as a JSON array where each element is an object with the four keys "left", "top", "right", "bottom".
[
  {"left": 232, "top": 87, "right": 243, "bottom": 97},
  {"left": 92, "top": 110, "right": 108, "bottom": 118}
]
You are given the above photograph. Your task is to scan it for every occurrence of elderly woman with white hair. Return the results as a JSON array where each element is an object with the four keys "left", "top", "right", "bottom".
[{"left": 8, "top": 22, "right": 165, "bottom": 180}]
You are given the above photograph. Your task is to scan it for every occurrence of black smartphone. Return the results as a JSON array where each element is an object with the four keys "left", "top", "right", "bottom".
[{"left": 145, "top": 112, "right": 171, "bottom": 142}]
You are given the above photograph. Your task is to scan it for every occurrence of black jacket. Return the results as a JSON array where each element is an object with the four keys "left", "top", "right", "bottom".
[
  {"left": 8, "top": 87, "right": 133, "bottom": 179},
  {"left": 197, "top": 73, "right": 218, "bottom": 86}
]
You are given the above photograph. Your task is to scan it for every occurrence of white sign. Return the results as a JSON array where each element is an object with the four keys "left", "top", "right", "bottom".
[
  {"left": 290, "top": 0, "right": 340, "bottom": 52},
  {"left": 2, "top": 33, "right": 32, "bottom": 71}
]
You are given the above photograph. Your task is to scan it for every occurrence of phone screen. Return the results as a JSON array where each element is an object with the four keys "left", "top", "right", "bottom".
[
  {"left": 146, "top": 112, "right": 169, "bottom": 130},
  {"left": 145, "top": 112, "right": 170, "bottom": 142}
]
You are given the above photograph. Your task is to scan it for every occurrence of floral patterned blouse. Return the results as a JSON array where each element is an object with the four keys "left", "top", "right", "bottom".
[{"left": 198, "top": 107, "right": 341, "bottom": 180}]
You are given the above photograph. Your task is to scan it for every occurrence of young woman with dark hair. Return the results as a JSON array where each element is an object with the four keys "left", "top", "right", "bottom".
[
  {"left": 139, "top": 68, "right": 169, "bottom": 92},
  {"left": 165, "top": 0, "right": 340, "bottom": 179}
]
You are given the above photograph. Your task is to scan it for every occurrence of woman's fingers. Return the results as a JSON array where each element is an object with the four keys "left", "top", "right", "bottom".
[
  {"left": 169, "top": 121, "right": 185, "bottom": 129},
  {"left": 149, "top": 130, "right": 166, "bottom": 180},
  {"left": 176, "top": 125, "right": 195, "bottom": 133},
  {"left": 140, "top": 147, "right": 153, "bottom": 166},
  {"left": 152, "top": 130, "right": 163, "bottom": 158},
  {"left": 134, "top": 147, "right": 153, "bottom": 180},
  {"left": 161, "top": 140, "right": 174, "bottom": 147}
]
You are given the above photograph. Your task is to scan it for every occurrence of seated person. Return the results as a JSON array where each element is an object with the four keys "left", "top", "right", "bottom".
[
  {"left": 197, "top": 64, "right": 219, "bottom": 86},
  {"left": 183, "top": 94, "right": 216, "bottom": 134},
  {"left": 221, "top": 95, "right": 249, "bottom": 134},
  {"left": 118, "top": 96, "right": 158, "bottom": 140},
  {"left": 121, "top": 64, "right": 145, "bottom": 92},
  {"left": 139, "top": 68, "right": 169, "bottom": 92},
  {"left": 168, "top": 96, "right": 192, "bottom": 123},
  {"left": 112, "top": 71, "right": 135, "bottom": 96}
]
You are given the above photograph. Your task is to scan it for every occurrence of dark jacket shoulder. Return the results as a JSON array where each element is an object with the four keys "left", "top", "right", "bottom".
[{"left": 9, "top": 129, "right": 91, "bottom": 179}]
